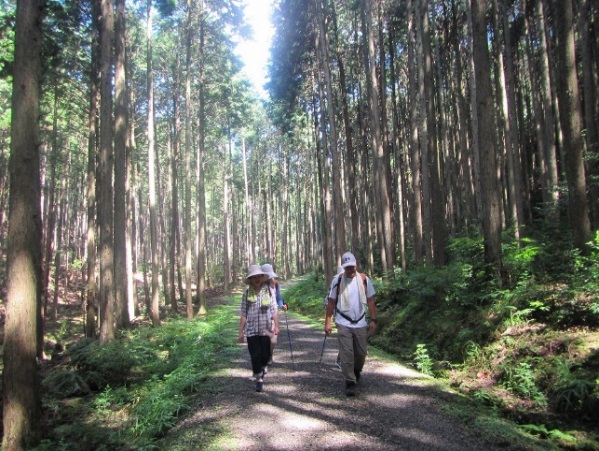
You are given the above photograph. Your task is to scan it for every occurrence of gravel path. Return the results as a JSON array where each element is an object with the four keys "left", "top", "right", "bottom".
[{"left": 160, "top": 302, "right": 518, "bottom": 450}]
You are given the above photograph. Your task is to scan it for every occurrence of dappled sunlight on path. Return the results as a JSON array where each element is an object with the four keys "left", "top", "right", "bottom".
[{"left": 161, "top": 306, "right": 507, "bottom": 450}]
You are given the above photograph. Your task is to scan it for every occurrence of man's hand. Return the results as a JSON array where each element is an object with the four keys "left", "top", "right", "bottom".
[
  {"left": 281, "top": 304, "right": 288, "bottom": 311},
  {"left": 324, "top": 321, "right": 333, "bottom": 336},
  {"left": 368, "top": 321, "right": 377, "bottom": 335},
  {"left": 238, "top": 333, "right": 245, "bottom": 343}
]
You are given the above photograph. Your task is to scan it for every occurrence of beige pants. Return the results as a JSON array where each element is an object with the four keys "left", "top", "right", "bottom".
[{"left": 337, "top": 324, "right": 368, "bottom": 383}]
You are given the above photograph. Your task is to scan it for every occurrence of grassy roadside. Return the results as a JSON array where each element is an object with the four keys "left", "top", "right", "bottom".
[
  {"left": 282, "top": 272, "right": 599, "bottom": 450},
  {"left": 33, "top": 295, "right": 245, "bottom": 450}
]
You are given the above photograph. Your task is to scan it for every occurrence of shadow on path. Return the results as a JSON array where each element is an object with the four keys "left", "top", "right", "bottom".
[{"left": 161, "top": 302, "right": 513, "bottom": 450}]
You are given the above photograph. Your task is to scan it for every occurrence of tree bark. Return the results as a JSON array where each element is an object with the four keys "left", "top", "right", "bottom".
[
  {"left": 2, "top": 0, "right": 44, "bottom": 447},
  {"left": 114, "top": 0, "right": 129, "bottom": 328},
  {"left": 579, "top": 0, "right": 599, "bottom": 226},
  {"left": 99, "top": 0, "right": 116, "bottom": 343},
  {"left": 470, "top": 0, "right": 503, "bottom": 278},
  {"left": 86, "top": 0, "right": 100, "bottom": 338},
  {"left": 554, "top": 0, "right": 592, "bottom": 253},
  {"left": 316, "top": 0, "right": 346, "bottom": 259},
  {"left": 147, "top": 0, "right": 160, "bottom": 326},
  {"left": 408, "top": 0, "right": 423, "bottom": 265},
  {"left": 362, "top": 0, "right": 394, "bottom": 275}
]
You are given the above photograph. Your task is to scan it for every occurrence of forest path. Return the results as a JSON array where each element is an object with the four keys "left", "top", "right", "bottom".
[{"left": 158, "top": 290, "right": 517, "bottom": 450}]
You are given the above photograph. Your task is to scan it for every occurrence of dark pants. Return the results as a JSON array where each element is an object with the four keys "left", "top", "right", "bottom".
[{"left": 247, "top": 335, "right": 271, "bottom": 378}]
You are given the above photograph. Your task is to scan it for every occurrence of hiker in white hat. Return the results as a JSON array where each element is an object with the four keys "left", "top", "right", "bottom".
[
  {"left": 262, "top": 263, "right": 287, "bottom": 363},
  {"left": 238, "top": 264, "right": 279, "bottom": 392},
  {"left": 324, "top": 252, "right": 377, "bottom": 396}
]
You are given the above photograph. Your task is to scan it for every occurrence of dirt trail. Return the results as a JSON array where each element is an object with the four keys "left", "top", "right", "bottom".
[{"left": 160, "top": 301, "right": 517, "bottom": 450}]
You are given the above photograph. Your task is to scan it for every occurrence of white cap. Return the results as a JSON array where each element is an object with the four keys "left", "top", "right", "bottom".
[
  {"left": 261, "top": 263, "right": 278, "bottom": 279},
  {"left": 341, "top": 252, "right": 357, "bottom": 268}
]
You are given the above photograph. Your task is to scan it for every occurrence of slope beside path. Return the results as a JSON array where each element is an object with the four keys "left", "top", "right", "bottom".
[{"left": 158, "top": 300, "right": 522, "bottom": 450}]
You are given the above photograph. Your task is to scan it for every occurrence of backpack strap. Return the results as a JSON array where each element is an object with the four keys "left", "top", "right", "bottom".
[{"left": 334, "top": 273, "right": 368, "bottom": 324}]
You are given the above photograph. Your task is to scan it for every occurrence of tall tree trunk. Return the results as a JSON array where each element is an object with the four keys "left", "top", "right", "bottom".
[
  {"left": 196, "top": 19, "right": 207, "bottom": 316},
  {"left": 389, "top": 25, "right": 407, "bottom": 272},
  {"left": 223, "top": 141, "right": 231, "bottom": 294},
  {"left": 184, "top": 0, "right": 194, "bottom": 314},
  {"left": 86, "top": 0, "right": 100, "bottom": 338},
  {"left": 114, "top": 0, "right": 129, "bottom": 328},
  {"left": 2, "top": 0, "right": 44, "bottom": 447},
  {"left": 242, "top": 137, "right": 253, "bottom": 265},
  {"left": 316, "top": 0, "right": 345, "bottom": 258},
  {"left": 535, "top": 0, "right": 559, "bottom": 216},
  {"left": 280, "top": 144, "right": 291, "bottom": 277},
  {"left": 167, "top": 131, "right": 178, "bottom": 312},
  {"left": 414, "top": 0, "right": 433, "bottom": 264},
  {"left": 579, "top": 0, "right": 599, "bottom": 226},
  {"left": 497, "top": 0, "right": 525, "bottom": 239},
  {"left": 169, "top": 46, "right": 181, "bottom": 311},
  {"left": 196, "top": 119, "right": 207, "bottom": 314},
  {"left": 554, "top": 0, "right": 592, "bottom": 253},
  {"left": 330, "top": 0, "right": 358, "bottom": 254},
  {"left": 147, "top": 0, "right": 160, "bottom": 326},
  {"left": 99, "top": 0, "right": 116, "bottom": 343},
  {"left": 362, "top": 0, "right": 394, "bottom": 275},
  {"left": 470, "top": 0, "right": 503, "bottom": 279},
  {"left": 43, "top": 89, "right": 58, "bottom": 319},
  {"left": 52, "top": 151, "right": 70, "bottom": 320},
  {"left": 313, "top": 72, "right": 334, "bottom": 284},
  {"left": 408, "top": 0, "right": 423, "bottom": 265},
  {"left": 417, "top": 0, "right": 445, "bottom": 266},
  {"left": 128, "top": 88, "right": 139, "bottom": 318}
]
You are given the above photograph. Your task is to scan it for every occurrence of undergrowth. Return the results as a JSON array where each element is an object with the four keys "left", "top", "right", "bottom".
[
  {"left": 33, "top": 300, "right": 242, "bottom": 451},
  {"left": 284, "top": 230, "right": 599, "bottom": 450}
]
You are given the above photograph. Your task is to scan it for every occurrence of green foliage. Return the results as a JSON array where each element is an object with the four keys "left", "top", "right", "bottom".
[
  {"left": 519, "top": 424, "right": 576, "bottom": 443},
  {"left": 500, "top": 361, "right": 546, "bottom": 404},
  {"left": 67, "top": 337, "right": 149, "bottom": 389},
  {"left": 42, "top": 369, "right": 90, "bottom": 398},
  {"left": 36, "top": 302, "right": 241, "bottom": 449},
  {"left": 548, "top": 359, "right": 597, "bottom": 415},
  {"left": 551, "top": 378, "right": 595, "bottom": 414},
  {"left": 283, "top": 274, "right": 328, "bottom": 316},
  {"left": 572, "top": 230, "right": 599, "bottom": 291},
  {"left": 502, "top": 236, "right": 542, "bottom": 282},
  {"left": 413, "top": 344, "right": 434, "bottom": 376},
  {"left": 471, "top": 389, "right": 504, "bottom": 409}
]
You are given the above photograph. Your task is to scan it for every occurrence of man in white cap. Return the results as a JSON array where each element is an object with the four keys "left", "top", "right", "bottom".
[
  {"left": 324, "top": 252, "right": 377, "bottom": 396},
  {"left": 239, "top": 264, "right": 279, "bottom": 392}
]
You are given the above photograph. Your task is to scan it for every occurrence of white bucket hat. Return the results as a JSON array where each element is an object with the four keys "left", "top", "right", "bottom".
[
  {"left": 261, "top": 263, "right": 278, "bottom": 279},
  {"left": 246, "top": 264, "right": 266, "bottom": 282},
  {"left": 341, "top": 252, "right": 357, "bottom": 268}
]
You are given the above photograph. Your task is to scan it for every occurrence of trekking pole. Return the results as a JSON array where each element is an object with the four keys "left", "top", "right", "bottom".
[
  {"left": 318, "top": 334, "right": 327, "bottom": 364},
  {"left": 284, "top": 310, "right": 295, "bottom": 369}
]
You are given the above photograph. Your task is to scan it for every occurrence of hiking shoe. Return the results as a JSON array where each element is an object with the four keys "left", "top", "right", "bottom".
[
  {"left": 255, "top": 380, "right": 264, "bottom": 392},
  {"left": 345, "top": 381, "right": 357, "bottom": 397}
]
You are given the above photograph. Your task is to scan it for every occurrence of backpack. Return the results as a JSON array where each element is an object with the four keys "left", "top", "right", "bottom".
[{"left": 331, "top": 273, "right": 368, "bottom": 324}]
